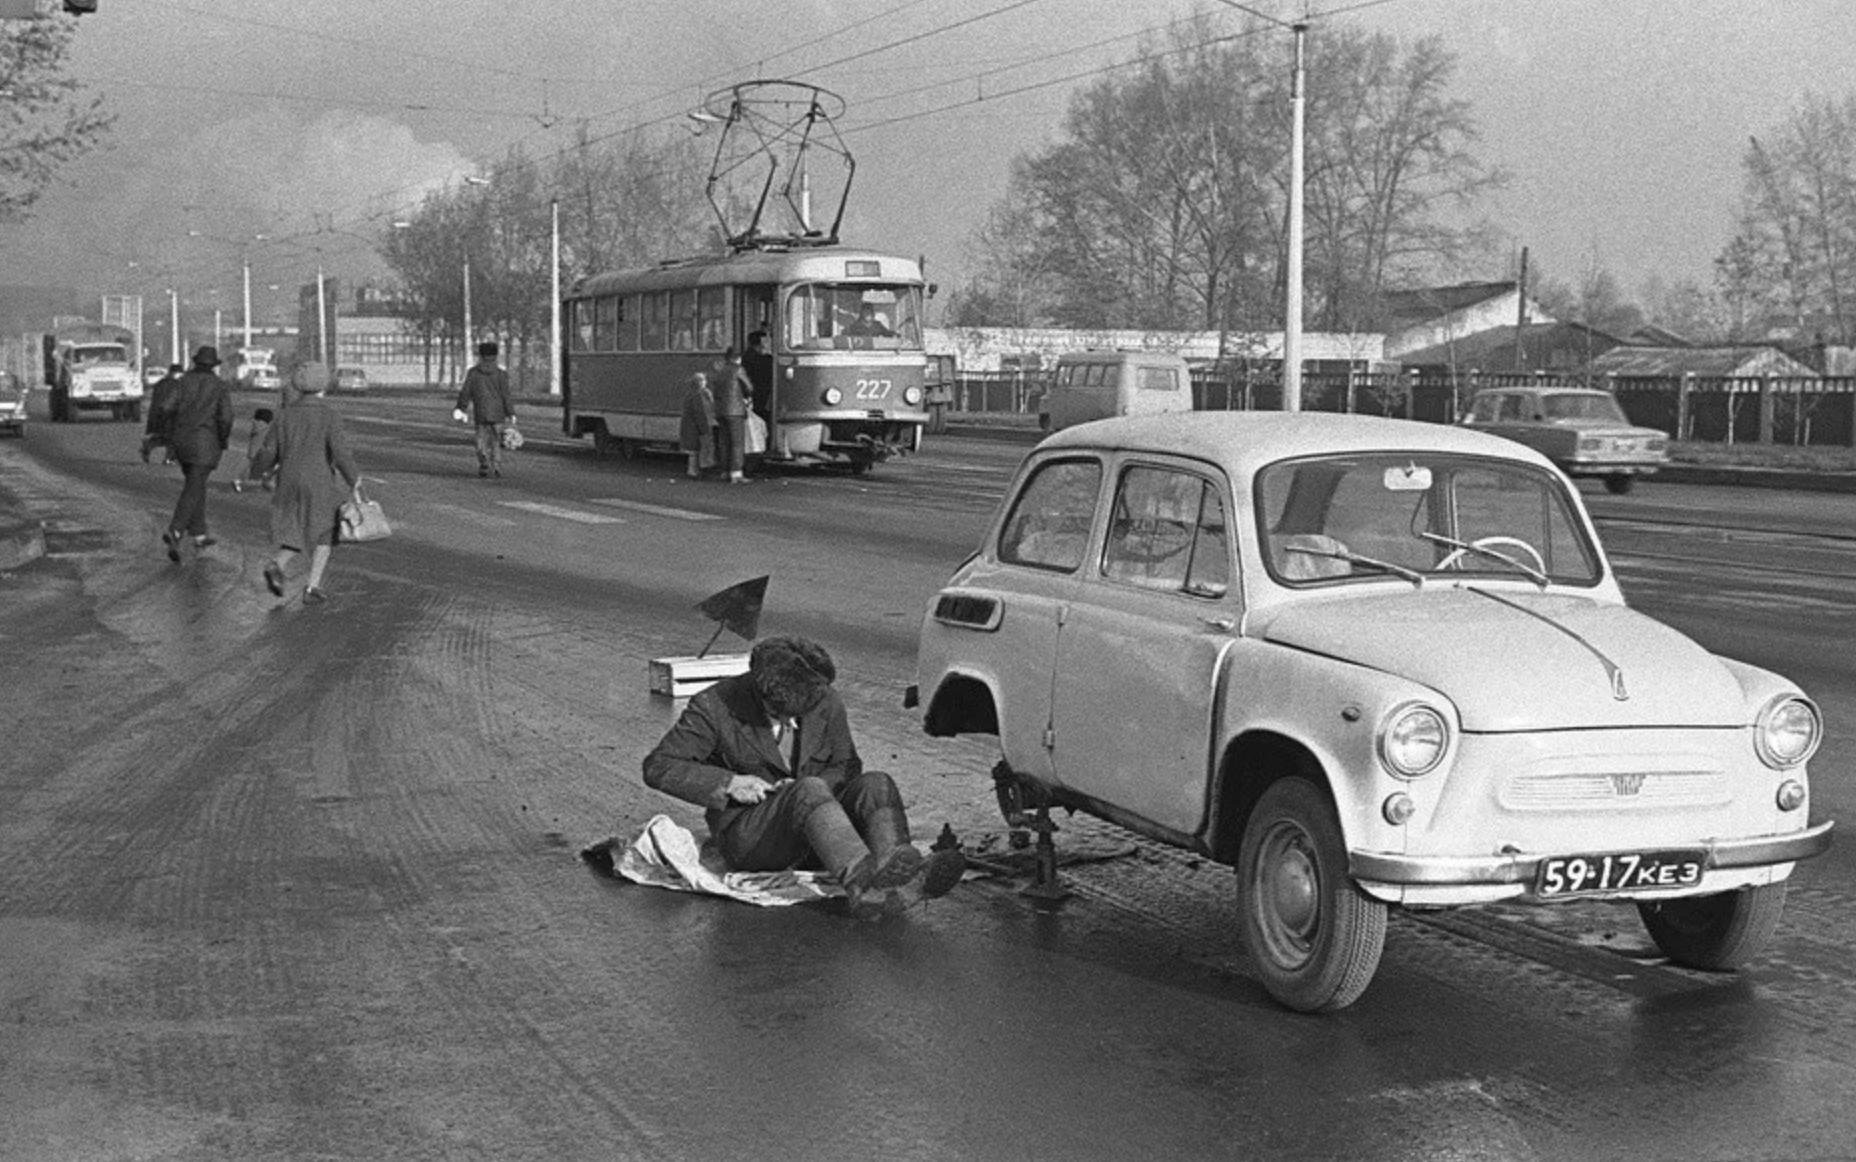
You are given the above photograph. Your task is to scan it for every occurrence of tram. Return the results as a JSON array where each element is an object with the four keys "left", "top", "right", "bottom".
[{"left": 560, "top": 246, "right": 930, "bottom": 473}]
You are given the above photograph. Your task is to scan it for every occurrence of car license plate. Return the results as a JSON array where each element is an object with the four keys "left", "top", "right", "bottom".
[{"left": 1537, "top": 850, "right": 1704, "bottom": 897}]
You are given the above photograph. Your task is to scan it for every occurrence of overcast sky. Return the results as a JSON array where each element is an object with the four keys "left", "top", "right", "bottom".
[{"left": 7, "top": 0, "right": 1855, "bottom": 325}]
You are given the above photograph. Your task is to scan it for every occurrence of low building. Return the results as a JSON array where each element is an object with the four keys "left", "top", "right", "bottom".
[
  {"left": 1396, "top": 320, "right": 1626, "bottom": 381},
  {"left": 1587, "top": 345, "right": 1819, "bottom": 380},
  {"left": 1381, "top": 281, "right": 1554, "bottom": 359}
]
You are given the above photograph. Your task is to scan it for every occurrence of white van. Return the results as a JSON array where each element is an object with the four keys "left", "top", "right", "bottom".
[{"left": 1039, "top": 350, "right": 1192, "bottom": 431}]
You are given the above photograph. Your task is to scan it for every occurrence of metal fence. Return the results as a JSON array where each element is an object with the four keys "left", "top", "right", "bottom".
[{"left": 939, "top": 367, "right": 1856, "bottom": 448}]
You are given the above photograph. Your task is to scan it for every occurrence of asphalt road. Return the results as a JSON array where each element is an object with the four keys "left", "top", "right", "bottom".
[{"left": 2, "top": 394, "right": 1854, "bottom": 1161}]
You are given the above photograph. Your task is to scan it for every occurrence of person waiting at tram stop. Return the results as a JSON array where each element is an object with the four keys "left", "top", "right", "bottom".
[
  {"left": 710, "top": 347, "right": 753, "bottom": 484},
  {"left": 642, "top": 635, "right": 966, "bottom": 917},
  {"left": 679, "top": 371, "right": 717, "bottom": 479}
]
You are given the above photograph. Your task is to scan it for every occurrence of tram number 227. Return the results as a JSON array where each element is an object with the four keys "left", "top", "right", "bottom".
[{"left": 854, "top": 379, "right": 892, "bottom": 401}]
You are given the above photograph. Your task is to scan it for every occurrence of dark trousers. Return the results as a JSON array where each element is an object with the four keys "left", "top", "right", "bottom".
[
  {"left": 168, "top": 461, "right": 215, "bottom": 536},
  {"left": 473, "top": 423, "right": 503, "bottom": 471},
  {"left": 716, "top": 415, "right": 745, "bottom": 476},
  {"left": 715, "top": 771, "right": 910, "bottom": 875}
]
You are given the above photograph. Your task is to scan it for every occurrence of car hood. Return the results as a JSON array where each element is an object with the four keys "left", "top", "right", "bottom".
[{"left": 1253, "top": 588, "right": 1745, "bottom": 731}]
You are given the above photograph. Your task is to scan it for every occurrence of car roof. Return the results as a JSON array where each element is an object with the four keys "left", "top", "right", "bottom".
[{"left": 1034, "top": 411, "right": 1558, "bottom": 475}]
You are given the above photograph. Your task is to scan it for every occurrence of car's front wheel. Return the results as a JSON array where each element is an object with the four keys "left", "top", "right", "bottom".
[
  {"left": 1237, "top": 777, "right": 1386, "bottom": 1012},
  {"left": 1637, "top": 883, "right": 1786, "bottom": 970}
]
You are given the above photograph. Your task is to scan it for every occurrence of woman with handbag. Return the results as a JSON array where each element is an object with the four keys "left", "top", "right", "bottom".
[{"left": 247, "top": 361, "right": 360, "bottom": 605}]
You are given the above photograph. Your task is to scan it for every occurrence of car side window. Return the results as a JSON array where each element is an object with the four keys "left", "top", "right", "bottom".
[
  {"left": 1102, "top": 466, "right": 1230, "bottom": 597},
  {"left": 1497, "top": 394, "right": 1528, "bottom": 421},
  {"left": 998, "top": 459, "right": 1103, "bottom": 572}
]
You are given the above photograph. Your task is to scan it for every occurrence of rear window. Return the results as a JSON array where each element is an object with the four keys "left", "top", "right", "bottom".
[{"left": 1137, "top": 365, "right": 1180, "bottom": 392}]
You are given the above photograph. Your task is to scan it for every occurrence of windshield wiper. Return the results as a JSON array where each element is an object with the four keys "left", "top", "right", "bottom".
[
  {"left": 1282, "top": 544, "right": 1425, "bottom": 588},
  {"left": 1418, "top": 532, "right": 1549, "bottom": 589}
]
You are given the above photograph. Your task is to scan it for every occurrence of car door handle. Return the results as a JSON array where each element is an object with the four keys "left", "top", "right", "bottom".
[{"left": 1200, "top": 616, "right": 1235, "bottom": 633}]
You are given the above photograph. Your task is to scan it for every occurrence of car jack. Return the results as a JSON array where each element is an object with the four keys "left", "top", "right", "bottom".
[{"left": 1021, "top": 804, "right": 1070, "bottom": 905}]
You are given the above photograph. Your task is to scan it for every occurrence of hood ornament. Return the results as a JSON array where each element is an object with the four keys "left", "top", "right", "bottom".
[{"left": 1467, "top": 587, "right": 1630, "bottom": 701}]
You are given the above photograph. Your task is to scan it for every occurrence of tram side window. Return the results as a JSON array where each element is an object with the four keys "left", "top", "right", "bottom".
[
  {"left": 697, "top": 287, "right": 727, "bottom": 350},
  {"left": 641, "top": 292, "right": 668, "bottom": 350},
  {"left": 669, "top": 290, "right": 696, "bottom": 351},
  {"left": 615, "top": 295, "right": 638, "bottom": 352},
  {"left": 570, "top": 301, "right": 593, "bottom": 353},
  {"left": 594, "top": 296, "right": 619, "bottom": 351}
]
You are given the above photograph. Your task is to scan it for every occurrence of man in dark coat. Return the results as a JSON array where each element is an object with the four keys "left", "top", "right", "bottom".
[
  {"left": 159, "top": 346, "right": 233, "bottom": 562},
  {"left": 139, "top": 363, "right": 183, "bottom": 464},
  {"left": 454, "top": 340, "right": 515, "bottom": 478},
  {"left": 642, "top": 635, "right": 964, "bottom": 914}
]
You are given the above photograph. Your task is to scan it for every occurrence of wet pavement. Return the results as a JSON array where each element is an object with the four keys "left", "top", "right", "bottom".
[{"left": 2, "top": 410, "right": 1855, "bottom": 1160}]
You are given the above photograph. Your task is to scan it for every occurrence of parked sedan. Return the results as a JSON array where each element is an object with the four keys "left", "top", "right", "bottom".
[
  {"left": 1460, "top": 385, "right": 1668, "bottom": 493},
  {"left": 333, "top": 366, "right": 368, "bottom": 393},
  {"left": 908, "top": 412, "right": 1831, "bottom": 1012}
]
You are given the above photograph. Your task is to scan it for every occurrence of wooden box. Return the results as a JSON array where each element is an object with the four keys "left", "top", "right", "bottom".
[{"left": 649, "top": 653, "right": 750, "bottom": 698}]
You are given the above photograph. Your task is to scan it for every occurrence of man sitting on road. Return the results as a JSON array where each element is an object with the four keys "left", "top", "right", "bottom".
[{"left": 642, "top": 635, "right": 964, "bottom": 916}]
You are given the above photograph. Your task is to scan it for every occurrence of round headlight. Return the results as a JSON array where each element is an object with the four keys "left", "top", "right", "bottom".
[
  {"left": 904, "top": 386, "right": 923, "bottom": 406},
  {"left": 822, "top": 387, "right": 843, "bottom": 406},
  {"left": 1379, "top": 703, "right": 1449, "bottom": 778},
  {"left": 1755, "top": 695, "right": 1821, "bottom": 769}
]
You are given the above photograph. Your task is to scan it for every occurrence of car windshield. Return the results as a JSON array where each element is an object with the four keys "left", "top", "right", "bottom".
[
  {"left": 1256, "top": 452, "right": 1602, "bottom": 587},
  {"left": 1539, "top": 392, "right": 1628, "bottom": 422}
]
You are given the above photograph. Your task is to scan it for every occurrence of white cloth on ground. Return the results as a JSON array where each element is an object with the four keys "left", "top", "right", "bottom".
[{"left": 615, "top": 813, "right": 842, "bottom": 906}]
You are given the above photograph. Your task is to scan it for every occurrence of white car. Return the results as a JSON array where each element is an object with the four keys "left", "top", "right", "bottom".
[{"left": 908, "top": 412, "right": 1832, "bottom": 1012}]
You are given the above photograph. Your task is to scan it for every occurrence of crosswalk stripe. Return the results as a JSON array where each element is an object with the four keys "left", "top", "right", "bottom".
[
  {"left": 498, "top": 501, "right": 624, "bottom": 525},
  {"left": 587, "top": 497, "right": 720, "bottom": 522}
]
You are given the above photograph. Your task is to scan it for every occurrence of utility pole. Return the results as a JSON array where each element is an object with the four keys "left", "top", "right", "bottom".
[
  {"left": 1515, "top": 246, "right": 1529, "bottom": 371},
  {"left": 1282, "top": 22, "right": 1307, "bottom": 411},
  {"left": 550, "top": 197, "right": 562, "bottom": 397}
]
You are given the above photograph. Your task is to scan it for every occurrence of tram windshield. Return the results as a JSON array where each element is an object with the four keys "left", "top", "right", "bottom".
[{"left": 785, "top": 284, "right": 923, "bottom": 351}]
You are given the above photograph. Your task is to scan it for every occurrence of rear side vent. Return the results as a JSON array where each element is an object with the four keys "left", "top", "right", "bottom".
[{"left": 933, "top": 592, "right": 1002, "bottom": 631}]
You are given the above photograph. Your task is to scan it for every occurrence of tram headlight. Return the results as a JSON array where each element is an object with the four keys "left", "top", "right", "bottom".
[
  {"left": 821, "top": 387, "right": 843, "bottom": 406},
  {"left": 904, "top": 386, "right": 923, "bottom": 406}
]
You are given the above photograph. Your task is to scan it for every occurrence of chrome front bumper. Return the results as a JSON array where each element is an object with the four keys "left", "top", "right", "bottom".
[{"left": 1351, "top": 819, "right": 1834, "bottom": 887}]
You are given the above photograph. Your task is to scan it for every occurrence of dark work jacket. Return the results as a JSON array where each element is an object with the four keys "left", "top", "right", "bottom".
[
  {"left": 164, "top": 369, "right": 233, "bottom": 468},
  {"left": 642, "top": 673, "right": 863, "bottom": 837},
  {"left": 144, "top": 374, "right": 181, "bottom": 440},
  {"left": 455, "top": 364, "right": 513, "bottom": 425}
]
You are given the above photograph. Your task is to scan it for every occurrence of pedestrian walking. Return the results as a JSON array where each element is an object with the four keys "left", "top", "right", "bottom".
[
  {"left": 454, "top": 341, "right": 515, "bottom": 478},
  {"left": 642, "top": 635, "right": 966, "bottom": 916},
  {"left": 712, "top": 347, "right": 753, "bottom": 484},
  {"left": 139, "top": 362, "right": 182, "bottom": 464},
  {"left": 157, "top": 346, "right": 233, "bottom": 562},
  {"left": 679, "top": 371, "right": 716, "bottom": 479},
  {"left": 247, "top": 362, "right": 360, "bottom": 606}
]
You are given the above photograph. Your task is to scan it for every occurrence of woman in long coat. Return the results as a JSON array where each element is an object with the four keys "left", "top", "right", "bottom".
[
  {"left": 248, "top": 362, "right": 360, "bottom": 604},
  {"left": 678, "top": 371, "right": 716, "bottom": 479}
]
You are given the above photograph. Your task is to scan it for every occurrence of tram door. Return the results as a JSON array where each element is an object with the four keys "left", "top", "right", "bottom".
[{"left": 738, "top": 286, "right": 779, "bottom": 436}]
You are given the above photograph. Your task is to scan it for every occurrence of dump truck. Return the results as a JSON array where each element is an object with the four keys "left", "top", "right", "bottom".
[{"left": 43, "top": 322, "right": 143, "bottom": 422}]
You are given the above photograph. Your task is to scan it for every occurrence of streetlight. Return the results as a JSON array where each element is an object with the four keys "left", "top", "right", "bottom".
[
  {"left": 187, "top": 230, "right": 268, "bottom": 354},
  {"left": 461, "top": 174, "right": 490, "bottom": 375},
  {"left": 551, "top": 195, "right": 561, "bottom": 398}
]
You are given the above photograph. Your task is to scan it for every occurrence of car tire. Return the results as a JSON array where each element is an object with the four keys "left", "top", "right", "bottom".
[
  {"left": 1604, "top": 473, "right": 1635, "bottom": 495},
  {"left": 1636, "top": 882, "right": 1786, "bottom": 971},
  {"left": 1237, "top": 777, "right": 1386, "bottom": 1013}
]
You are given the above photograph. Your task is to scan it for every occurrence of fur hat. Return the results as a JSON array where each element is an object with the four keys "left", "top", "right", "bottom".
[
  {"left": 748, "top": 635, "right": 836, "bottom": 718},
  {"left": 192, "top": 345, "right": 221, "bottom": 368}
]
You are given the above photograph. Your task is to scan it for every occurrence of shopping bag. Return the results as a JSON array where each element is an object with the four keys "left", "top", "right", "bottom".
[
  {"left": 500, "top": 422, "right": 524, "bottom": 451},
  {"left": 339, "top": 483, "right": 392, "bottom": 542},
  {"left": 743, "top": 411, "right": 767, "bottom": 456}
]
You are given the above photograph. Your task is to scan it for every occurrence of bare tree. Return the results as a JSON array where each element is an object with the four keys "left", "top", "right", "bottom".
[
  {"left": 959, "top": 20, "right": 1500, "bottom": 335},
  {"left": 1727, "top": 94, "right": 1856, "bottom": 345},
  {"left": 0, "top": 15, "right": 111, "bottom": 221}
]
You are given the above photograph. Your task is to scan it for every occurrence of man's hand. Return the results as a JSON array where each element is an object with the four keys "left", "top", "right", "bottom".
[{"left": 724, "top": 776, "right": 789, "bottom": 805}]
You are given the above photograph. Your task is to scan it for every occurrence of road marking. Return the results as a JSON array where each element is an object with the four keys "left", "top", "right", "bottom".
[
  {"left": 426, "top": 502, "right": 519, "bottom": 527},
  {"left": 587, "top": 497, "right": 721, "bottom": 522},
  {"left": 498, "top": 500, "right": 624, "bottom": 525}
]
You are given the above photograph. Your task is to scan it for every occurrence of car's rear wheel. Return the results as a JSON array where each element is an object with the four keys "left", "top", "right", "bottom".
[
  {"left": 1237, "top": 777, "right": 1386, "bottom": 1012},
  {"left": 1604, "top": 473, "right": 1636, "bottom": 494},
  {"left": 1637, "top": 883, "right": 1786, "bottom": 970}
]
